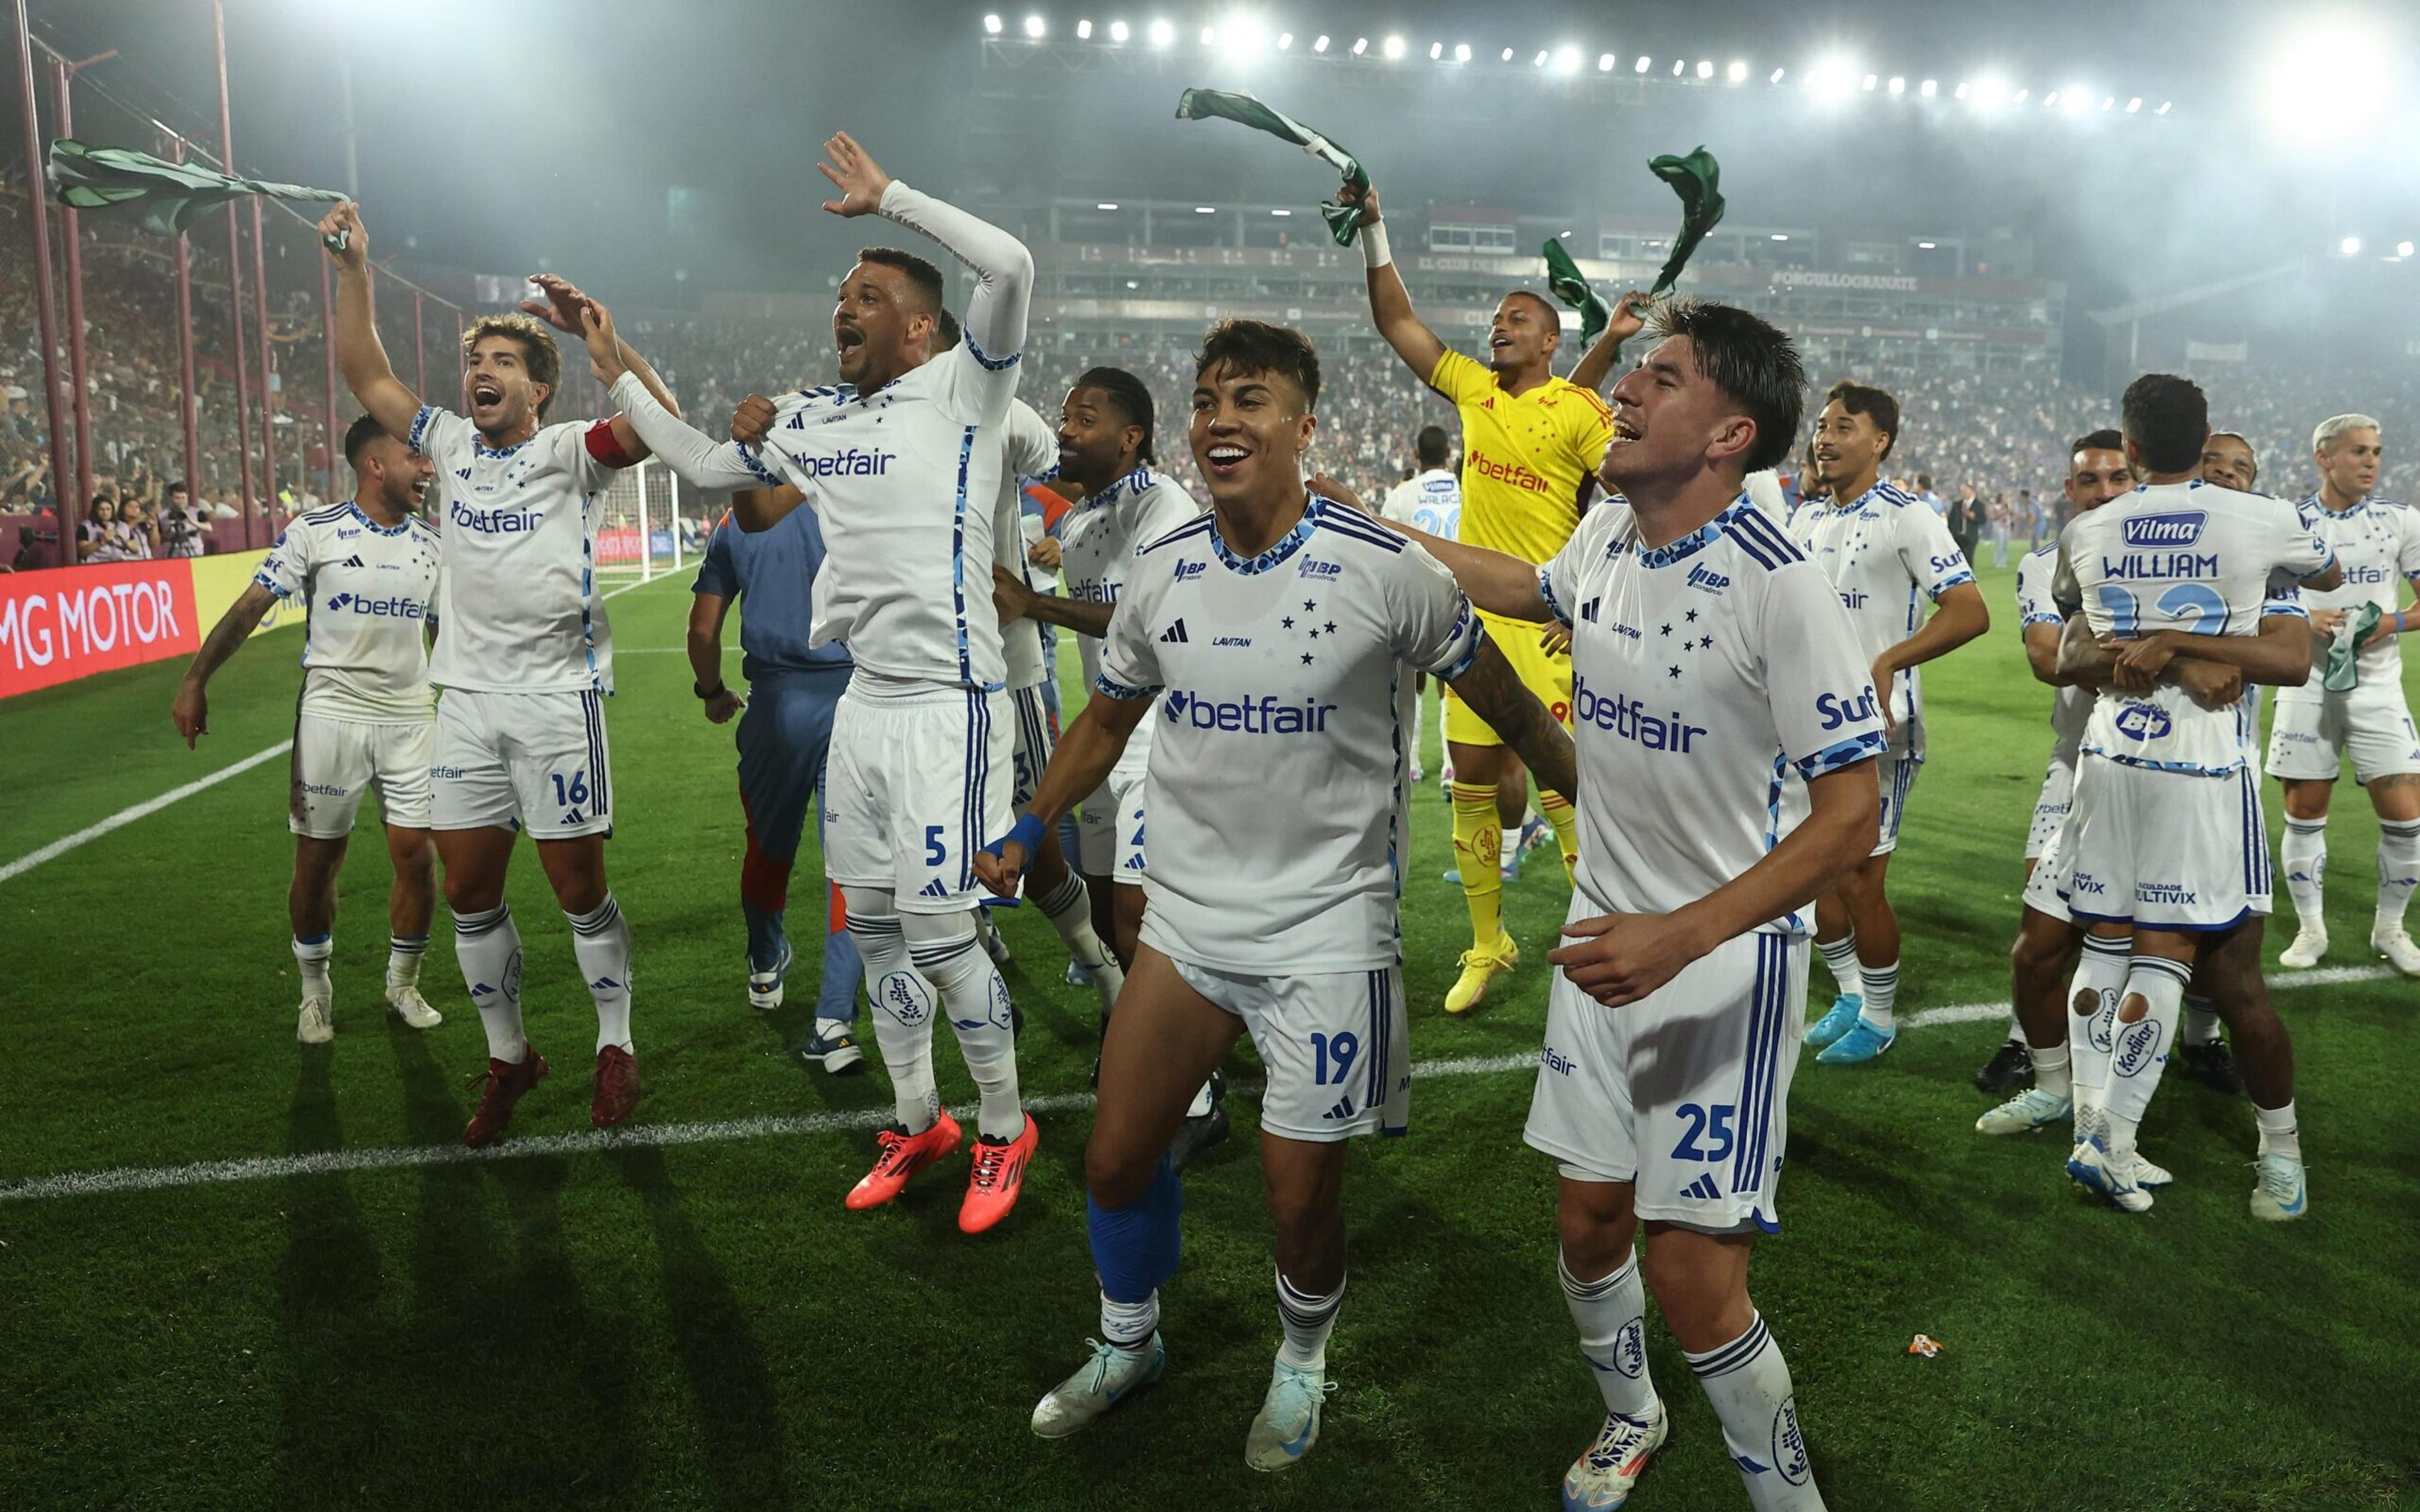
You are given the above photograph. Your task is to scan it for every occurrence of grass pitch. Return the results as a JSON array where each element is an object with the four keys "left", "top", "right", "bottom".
[{"left": 1, "top": 563, "right": 2415, "bottom": 1511}]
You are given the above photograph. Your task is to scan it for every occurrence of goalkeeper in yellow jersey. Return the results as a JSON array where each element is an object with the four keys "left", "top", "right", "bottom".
[{"left": 1342, "top": 178, "right": 1615, "bottom": 1015}]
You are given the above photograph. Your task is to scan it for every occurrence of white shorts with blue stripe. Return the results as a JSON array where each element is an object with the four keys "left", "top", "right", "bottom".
[
  {"left": 1526, "top": 908, "right": 1807, "bottom": 1235},
  {"left": 1167, "top": 956, "right": 1408, "bottom": 1143},
  {"left": 1006, "top": 682, "right": 1057, "bottom": 811},
  {"left": 2053, "top": 752, "right": 2271, "bottom": 932},
  {"left": 822, "top": 678, "right": 1015, "bottom": 915},
  {"left": 430, "top": 688, "right": 614, "bottom": 840}
]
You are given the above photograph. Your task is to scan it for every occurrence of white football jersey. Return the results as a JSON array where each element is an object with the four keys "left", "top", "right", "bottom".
[
  {"left": 1785, "top": 480, "right": 1976, "bottom": 747},
  {"left": 1099, "top": 497, "right": 1483, "bottom": 973},
  {"left": 410, "top": 406, "right": 621, "bottom": 695},
  {"left": 1058, "top": 467, "right": 1201, "bottom": 776},
  {"left": 2291, "top": 493, "right": 2420, "bottom": 683},
  {"left": 2066, "top": 479, "right": 2336, "bottom": 776},
  {"left": 1380, "top": 468, "right": 1462, "bottom": 541},
  {"left": 2015, "top": 542, "right": 2090, "bottom": 764},
  {"left": 1541, "top": 494, "right": 1887, "bottom": 932},
  {"left": 252, "top": 500, "right": 441, "bottom": 722},
  {"left": 994, "top": 399, "right": 1058, "bottom": 692}
]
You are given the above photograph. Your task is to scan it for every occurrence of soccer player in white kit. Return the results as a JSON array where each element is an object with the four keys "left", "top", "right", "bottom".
[
  {"left": 171, "top": 413, "right": 446, "bottom": 1044},
  {"left": 1792, "top": 381, "right": 1991, "bottom": 1067},
  {"left": 1378, "top": 423, "right": 1463, "bottom": 784},
  {"left": 2051, "top": 374, "right": 2340, "bottom": 1214},
  {"left": 988, "top": 320, "right": 1574, "bottom": 1471},
  {"left": 2266, "top": 413, "right": 2420, "bottom": 976},
  {"left": 1409, "top": 301, "right": 1884, "bottom": 1511},
  {"left": 591, "top": 134, "right": 1041, "bottom": 1234},
  {"left": 320, "top": 204, "right": 681, "bottom": 1147}
]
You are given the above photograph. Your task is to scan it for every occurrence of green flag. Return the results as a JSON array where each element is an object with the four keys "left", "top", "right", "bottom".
[
  {"left": 47, "top": 139, "right": 345, "bottom": 240},
  {"left": 1541, "top": 238, "right": 1613, "bottom": 348},
  {"left": 1644, "top": 146, "right": 1726, "bottom": 297},
  {"left": 1174, "top": 88, "right": 1369, "bottom": 247},
  {"left": 2324, "top": 602, "right": 2382, "bottom": 692}
]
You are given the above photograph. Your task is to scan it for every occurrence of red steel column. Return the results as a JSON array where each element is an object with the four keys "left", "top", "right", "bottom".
[
  {"left": 11, "top": 0, "right": 75, "bottom": 554},
  {"left": 213, "top": 2, "right": 256, "bottom": 544},
  {"left": 170, "top": 138, "right": 202, "bottom": 503},
  {"left": 250, "top": 198, "right": 275, "bottom": 515},
  {"left": 51, "top": 60, "right": 93, "bottom": 521}
]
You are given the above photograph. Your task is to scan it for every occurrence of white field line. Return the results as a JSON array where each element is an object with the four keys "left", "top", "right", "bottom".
[
  {"left": 0, "top": 964, "right": 2394, "bottom": 1205},
  {"left": 0, "top": 741, "right": 292, "bottom": 886}
]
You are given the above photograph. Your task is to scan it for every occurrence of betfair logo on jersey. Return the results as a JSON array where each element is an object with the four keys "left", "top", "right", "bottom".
[
  {"left": 1814, "top": 687, "right": 1880, "bottom": 730},
  {"left": 323, "top": 592, "right": 427, "bottom": 619},
  {"left": 1298, "top": 558, "right": 1342, "bottom": 579},
  {"left": 1466, "top": 447, "right": 1553, "bottom": 496},
  {"left": 1540, "top": 1045, "right": 1577, "bottom": 1077},
  {"left": 2113, "top": 702, "right": 2174, "bottom": 741},
  {"left": 2121, "top": 512, "right": 2208, "bottom": 548},
  {"left": 1161, "top": 688, "right": 1337, "bottom": 733},
  {"left": 2344, "top": 563, "right": 2393, "bottom": 585},
  {"left": 791, "top": 447, "right": 896, "bottom": 479},
  {"left": 1685, "top": 564, "right": 1731, "bottom": 593},
  {"left": 1838, "top": 590, "right": 1870, "bottom": 609},
  {"left": 451, "top": 499, "right": 541, "bottom": 534},
  {"left": 1572, "top": 677, "right": 1707, "bottom": 753},
  {"left": 1173, "top": 559, "right": 1207, "bottom": 581}
]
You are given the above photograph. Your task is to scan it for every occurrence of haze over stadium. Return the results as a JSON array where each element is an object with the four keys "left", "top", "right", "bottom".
[{"left": 2, "top": 1, "right": 2417, "bottom": 1509}]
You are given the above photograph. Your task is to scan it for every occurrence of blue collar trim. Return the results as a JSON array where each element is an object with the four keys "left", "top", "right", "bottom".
[
  {"left": 1208, "top": 496, "right": 1321, "bottom": 575},
  {"left": 1637, "top": 494, "right": 1754, "bottom": 569}
]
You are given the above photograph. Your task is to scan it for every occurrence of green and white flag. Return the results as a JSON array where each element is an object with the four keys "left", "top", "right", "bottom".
[
  {"left": 1173, "top": 88, "right": 1369, "bottom": 247},
  {"left": 47, "top": 139, "right": 345, "bottom": 239}
]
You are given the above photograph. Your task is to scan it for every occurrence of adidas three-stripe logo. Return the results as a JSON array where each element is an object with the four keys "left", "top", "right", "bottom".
[
  {"left": 1158, "top": 619, "right": 1189, "bottom": 644},
  {"left": 1320, "top": 1094, "right": 1356, "bottom": 1121},
  {"left": 1680, "top": 1174, "right": 1723, "bottom": 1201},
  {"left": 918, "top": 878, "right": 951, "bottom": 898}
]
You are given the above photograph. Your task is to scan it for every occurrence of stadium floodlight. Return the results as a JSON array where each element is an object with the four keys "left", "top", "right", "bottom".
[
  {"left": 1199, "top": 26, "right": 1213, "bottom": 44},
  {"left": 2155, "top": 99, "right": 2170, "bottom": 114},
  {"left": 1429, "top": 42, "right": 1442, "bottom": 60},
  {"left": 1278, "top": 32, "right": 1292, "bottom": 49},
  {"left": 984, "top": 14, "right": 1003, "bottom": 35},
  {"left": 1350, "top": 36, "right": 1367, "bottom": 55},
  {"left": 1672, "top": 59, "right": 1685, "bottom": 76},
  {"left": 2125, "top": 96, "right": 2142, "bottom": 112},
  {"left": 2341, "top": 236, "right": 2361, "bottom": 255},
  {"left": 1560, "top": 229, "right": 1573, "bottom": 239},
  {"left": 1312, "top": 33, "right": 1328, "bottom": 51},
  {"left": 1954, "top": 80, "right": 1971, "bottom": 100},
  {"left": 2269, "top": 24, "right": 2390, "bottom": 142},
  {"left": 1456, "top": 43, "right": 1473, "bottom": 63},
  {"left": 1383, "top": 34, "right": 1405, "bottom": 59},
  {"left": 1501, "top": 47, "right": 1514, "bottom": 61},
  {"left": 1635, "top": 55, "right": 1651, "bottom": 72},
  {"left": 2041, "top": 90, "right": 2058, "bottom": 108},
  {"left": 2060, "top": 86, "right": 2091, "bottom": 116},
  {"left": 2100, "top": 96, "right": 2114, "bottom": 110},
  {"left": 1770, "top": 67, "right": 1785, "bottom": 83},
  {"left": 1600, "top": 54, "right": 1616, "bottom": 72},
  {"left": 1861, "top": 73, "right": 1877, "bottom": 90},
  {"left": 1096, "top": 202, "right": 1119, "bottom": 210},
  {"left": 1697, "top": 60, "right": 1714, "bottom": 79},
  {"left": 1196, "top": 205, "right": 1218, "bottom": 214},
  {"left": 1727, "top": 60, "right": 1747, "bottom": 83},
  {"left": 1920, "top": 78, "right": 1936, "bottom": 97},
  {"left": 1808, "top": 57, "right": 1855, "bottom": 101},
  {"left": 1110, "top": 19, "right": 1129, "bottom": 42},
  {"left": 1534, "top": 50, "right": 1549, "bottom": 67},
  {"left": 1221, "top": 16, "right": 1269, "bottom": 57},
  {"left": 2402, "top": 240, "right": 2416, "bottom": 257},
  {"left": 1887, "top": 75, "right": 1905, "bottom": 94},
  {"left": 2012, "top": 87, "right": 2028, "bottom": 104},
  {"left": 1556, "top": 47, "right": 1581, "bottom": 74},
  {"left": 1023, "top": 13, "right": 1046, "bottom": 38},
  {"left": 1148, "top": 18, "right": 1173, "bottom": 46},
  {"left": 1770, "top": 233, "right": 1789, "bottom": 241},
  {"left": 1076, "top": 19, "right": 1092, "bottom": 39},
  {"left": 1917, "top": 240, "right": 1936, "bottom": 249},
  {"left": 1271, "top": 208, "right": 1291, "bottom": 216}
]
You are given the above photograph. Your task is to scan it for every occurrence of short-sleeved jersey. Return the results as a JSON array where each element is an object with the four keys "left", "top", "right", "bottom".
[
  {"left": 2066, "top": 479, "right": 2336, "bottom": 776},
  {"left": 1057, "top": 467, "right": 1201, "bottom": 777},
  {"left": 253, "top": 500, "right": 441, "bottom": 722},
  {"left": 2293, "top": 493, "right": 2420, "bottom": 683},
  {"left": 1425, "top": 348, "right": 1612, "bottom": 568},
  {"left": 737, "top": 335, "right": 1021, "bottom": 691},
  {"left": 410, "top": 406, "right": 621, "bottom": 695},
  {"left": 1785, "top": 480, "right": 1977, "bottom": 733},
  {"left": 994, "top": 399, "right": 1059, "bottom": 692},
  {"left": 1098, "top": 497, "right": 1484, "bottom": 973},
  {"left": 1380, "top": 468, "right": 1463, "bottom": 541},
  {"left": 2015, "top": 542, "right": 2090, "bottom": 764},
  {"left": 689, "top": 506, "right": 852, "bottom": 682},
  {"left": 1540, "top": 494, "right": 1887, "bottom": 934}
]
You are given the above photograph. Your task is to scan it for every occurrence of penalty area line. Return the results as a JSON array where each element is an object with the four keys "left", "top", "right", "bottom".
[
  {"left": 0, "top": 965, "right": 2393, "bottom": 1203},
  {"left": 0, "top": 740, "right": 292, "bottom": 888}
]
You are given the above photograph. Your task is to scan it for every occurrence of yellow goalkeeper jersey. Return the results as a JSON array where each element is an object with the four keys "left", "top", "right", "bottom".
[{"left": 1426, "top": 346, "right": 1615, "bottom": 568}]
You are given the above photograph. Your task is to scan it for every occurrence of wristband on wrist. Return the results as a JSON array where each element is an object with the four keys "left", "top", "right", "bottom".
[
  {"left": 1003, "top": 812, "right": 1047, "bottom": 861},
  {"left": 694, "top": 679, "right": 725, "bottom": 700},
  {"left": 1360, "top": 220, "right": 1392, "bottom": 270}
]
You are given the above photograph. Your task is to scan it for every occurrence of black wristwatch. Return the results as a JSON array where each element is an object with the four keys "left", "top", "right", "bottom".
[{"left": 694, "top": 679, "right": 726, "bottom": 701}]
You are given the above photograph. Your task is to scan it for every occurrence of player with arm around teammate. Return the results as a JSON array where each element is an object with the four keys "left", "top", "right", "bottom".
[
  {"left": 171, "top": 413, "right": 444, "bottom": 1045},
  {"left": 988, "top": 321, "right": 1576, "bottom": 1470}
]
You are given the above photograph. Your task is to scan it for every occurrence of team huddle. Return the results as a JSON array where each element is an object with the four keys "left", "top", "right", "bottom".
[{"left": 160, "top": 134, "right": 2420, "bottom": 1510}]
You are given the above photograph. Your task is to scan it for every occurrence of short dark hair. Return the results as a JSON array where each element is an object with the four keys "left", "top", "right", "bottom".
[
  {"left": 857, "top": 246, "right": 946, "bottom": 316},
  {"left": 1824, "top": 379, "right": 1901, "bottom": 461},
  {"left": 1075, "top": 365, "right": 1157, "bottom": 464},
  {"left": 1194, "top": 319, "right": 1321, "bottom": 410},
  {"left": 1502, "top": 289, "right": 1561, "bottom": 329},
  {"left": 1415, "top": 424, "right": 1450, "bottom": 469},
  {"left": 930, "top": 307, "right": 962, "bottom": 353},
  {"left": 345, "top": 412, "right": 395, "bottom": 472},
  {"left": 166, "top": 479, "right": 187, "bottom": 498},
  {"left": 2071, "top": 428, "right": 2124, "bottom": 459},
  {"left": 1648, "top": 299, "right": 1806, "bottom": 475},
  {"left": 461, "top": 314, "right": 562, "bottom": 419},
  {"left": 1916, "top": 472, "right": 1932, "bottom": 490},
  {"left": 2120, "top": 373, "right": 2208, "bottom": 473}
]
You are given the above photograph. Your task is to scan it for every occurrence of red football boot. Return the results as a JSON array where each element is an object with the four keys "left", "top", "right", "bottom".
[
  {"left": 463, "top": 1050, "right": 548, "bottom": 1148},
  {"left": 592, "top": 1045, "right": 642, "bottom": 1129},
  {"left": 845, "top": 1112, "right": 963, "bottom": 1210},
  {"left": 958, "top": 1114, "right": 1039, "bottom": 1234}
]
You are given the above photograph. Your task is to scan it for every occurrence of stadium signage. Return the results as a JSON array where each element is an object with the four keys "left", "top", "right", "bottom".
[
  {"left": 0, "top": 551, "right": 296, "bottom": 699},
  {"left": 1775, "top": 271, "right": 1920, "bottom": 292}
]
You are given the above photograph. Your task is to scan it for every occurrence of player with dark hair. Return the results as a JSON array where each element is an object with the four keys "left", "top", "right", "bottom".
[
  {"left": 320, "top": 203, "right": 682, "bottom": 1144},
  {"left": 171, "top": 412, "right": 444, "bottom": 1045},
  {"left": 1405, "top": 297, "right": 1881, "bottom": 1510},
  {"left": 1341, "top": 179, "right": 1612, "bottom": 1017},
  {"left": 992, "top": 319, "right": 1574, "bottom": 1470},
  {"left": 1792, "top": 379, "right": 1991, "bottom": 1065},
  {"left": 1379, "top": 423, "right": 1463, "bottom": 786}
]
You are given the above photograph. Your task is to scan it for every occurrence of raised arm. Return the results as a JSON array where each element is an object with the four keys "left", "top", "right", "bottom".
[
  {"left": 517, "top": 273, "right": 681, "bottom": 457},
  {"left": 818, "top": 132, "right": 1034, "bottom": 365},
  {"left": 1336, "top": 182, "right": 1447, "bottom": 382},
  {"left": 583, "top": 305, "right": 786, "bottom": 519},
  {"left": 1566, "top": 292, "right": 1650, "bottom": 394},
  {"left": 170, "top": 583, "right": 277, "bottom": 748},
  {"left": 315, "top": 203, "right": 420, "bottom": 442}
]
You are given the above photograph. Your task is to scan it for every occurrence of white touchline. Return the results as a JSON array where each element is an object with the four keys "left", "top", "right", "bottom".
[
  {"left": 0, "top": 963, "right": 2392, "bottom": 1204},
  {"left": 0, "top": 740, "right": 292, "bottom": 888}
]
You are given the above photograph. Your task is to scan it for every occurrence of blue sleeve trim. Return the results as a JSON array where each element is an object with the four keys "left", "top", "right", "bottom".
[
  {"left": 732, "top": 444, "right": 780, "bottom": 487},
  {"left": 1928, "top": 570, "right": 1976, "bottom": 600},
  {"left": 1431, "top": 602, "right": 1485, "bottom": 680},
  {"left": 406, "top": 405, "right": 436, "bottom": 454},
  {"left": 1537, "top": 565, "right": 1572, "bottom": 627},
  {"left": 250, "top": 569, "right": 292, "bottom": 600},
  {"left": 964, "top": 335, "right": 1022, "bottom": 372},
  {"left": 2020, "top": 611, "right": 2063, "bottom": 628},
  {"left": 1095, "top": 673, "right": 1158, "bottom": 701},
  {"left": 1794, "top": 729, "right": 1887, "bottom": 781}
]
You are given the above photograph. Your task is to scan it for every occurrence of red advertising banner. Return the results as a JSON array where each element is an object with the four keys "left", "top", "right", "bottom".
[{"left": 0, "top": 559, "right": 203, "bottom": 699}]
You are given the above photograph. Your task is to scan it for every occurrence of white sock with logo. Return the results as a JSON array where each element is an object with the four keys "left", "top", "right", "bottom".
[
  {"left": 567, "top": 894, "right": 633, "bottom": 1053},
  {"left": 906, "top": 910, "right": 1023, "bottom": 1140},
  {"left": 2179, "top": 994, "right": 2221, "bottom": 1048},
  {"left": 1685, "top": 1314, "right": 1825, "bottom": 1510},
  {"left": 2281, "top": 817, "right": 2327, "bottom": 930},
  {"left": 2377, "top": 820, "right": 2419, "bottom": 932},
  {"left": 1561, "top": 1250, "right": 1656, "bottom": 1419},
  {"left": 2102, "top": 956, "right": 2189, "bottom": 1162},
  {"left": 844, "top": 895, "right": 939, "bottom": 1133},
  {"left": 452, "top": 904, "right": 526, "bottom": 1063},
  {"left": 2255, "top": 1099, "right": 2302, "bottom": 1162},
  {"left": 2066, "top": 935, "right": 2130, "bottom": 1126}
]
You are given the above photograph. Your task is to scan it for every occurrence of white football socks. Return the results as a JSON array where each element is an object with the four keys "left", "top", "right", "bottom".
[
  {"left": 1857, "top": 960, "right": 1899, "bottom": 1033},
  {"left": 1100, "top": 1290, "right": 1160, "bottom": 1353},
  {"left": 386, "top": 932, "right": 428, "bottom": 992},
  {"left": 2102, "top": 957, "right": 2188, "bottom": 1162},
  {"left": 1816, "top": 934, "right": 1860, "bottom": 1001},
  {"left": 1561, "top": 1250, "right": 1656, "bottom": 1419},
  {"left": 2030, "top": 1041, "right": 2072, "bottom": 1104},
  {"left": 906, "top": 912, "right": 1023, "bottom": 1140},
  {"left": 1274, "top": 1269, "right": 1345, "bottom": 1373},
  {"left": 2377, "top": 820, "right": 2419, "bottom": 932},
  {"left": 567, "top": 894, "right": 633, "bottom": 1053},
  {"left": 2281, "top": 816, "right": 2327, "bottom": 929},
  {"left": 2179, "top": 994, "right": 2221, "bottom": 1048},
  {"left": 847, "top": 903, "right": 940, "bottom": 1133},
  {"left": 452, "top": 903, "right": 526, "bottom": 1063},
  {"left": 292, "top": 934, "right": 333, "bottom": 1000},
  {"left": 1685, "top": 1314, "right": 1825, "bottom": 1509},
  {"left": 2067, "top": 935, "right": 2129, "bottom": 1125},
  {"left": 2255, "top": 1099, "right": 2302, "bottom": 1162}
]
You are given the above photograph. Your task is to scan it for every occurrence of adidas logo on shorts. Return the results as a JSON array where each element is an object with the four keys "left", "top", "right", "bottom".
[
  {"left": 1680, "top": 1174, "right": 1723, "bottom": 1201},
  {"left": 919, "top": 878, "right": 951, "bottom": 899},
  {"left": 1321, "top": 1094, "right": 1356, "bottom": 1121}
]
